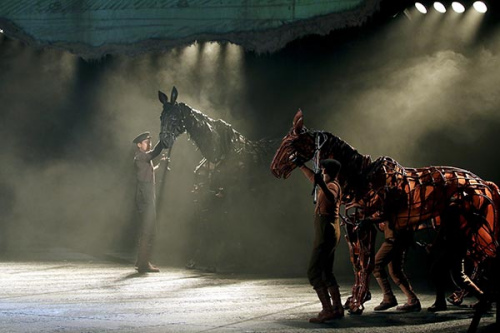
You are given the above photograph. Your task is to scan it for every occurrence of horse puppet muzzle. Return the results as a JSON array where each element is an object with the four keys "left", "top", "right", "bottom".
[{"left": 270, "top": 140, "right": 301, "bottom": 179}]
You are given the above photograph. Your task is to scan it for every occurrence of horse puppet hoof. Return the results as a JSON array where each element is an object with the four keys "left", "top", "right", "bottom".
[
  {"left": 343, "top": 296, "right": 353, "bottom": 310},
  {"left": 348, "top": 307, "right": 364, "bottom": 315}
]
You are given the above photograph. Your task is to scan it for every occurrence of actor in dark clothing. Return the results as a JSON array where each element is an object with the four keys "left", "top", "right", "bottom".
[
  {"left": 427, "top": 210, "right": 485, "bottom": 312},
  {"left": 298, "top": 159, "right": 344, "bottom": 323},
  {"left": 372, "top": 223, "right": 421, "bottom": 312},
  {"left": 133, "top": 131, "right": 164, "bottom": 273}
]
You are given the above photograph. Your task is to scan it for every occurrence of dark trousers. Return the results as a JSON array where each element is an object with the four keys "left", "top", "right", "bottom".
[
  {"left": 373, "top": 238, "right": 408, "bottom": 285},
  {"left": 373, "top": 236, "right": 417, "bottom": 301},
  {"left": 430, "top": 237, "right": 481, "bottom": 302},
  {"left": 308, "top": 214, "right": 341, "bottom": 289},
  {"left": 135, "top": 182, "right": 157, "bottom": 264}
]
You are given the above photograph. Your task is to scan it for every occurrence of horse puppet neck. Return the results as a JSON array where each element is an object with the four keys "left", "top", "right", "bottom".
[
  {"left": 177, "top": 103, "right": 254, "bottom": 164},
  {"left": 315, "top": 131, "right": 372, "bottom": 202}
]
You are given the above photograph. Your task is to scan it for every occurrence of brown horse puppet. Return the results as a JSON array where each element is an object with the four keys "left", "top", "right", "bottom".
[{"left": 270, "top": 110, "right": 499, "bottom": 322}]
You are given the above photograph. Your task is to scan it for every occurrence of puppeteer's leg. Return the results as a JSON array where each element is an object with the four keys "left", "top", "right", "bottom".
[
  {"left": 328, "top": 285, "right": 344, "bottom": 318},
  {"left": 136, "top": 193, "right": 160, "bottom": 273},
  {"left": 136, "top": 233, "right": 160, "bottom": 273},
  {"left": 389, "top": 244, "right": 421, "bottom": 312},
  {"left": 308, "top": 215, "right": 343, "bottom": 323},
  {"left": 324, "top": 219, "right": 344, "bottom": 318},
  {"left": 309, "top": 287, "right": 335, "bottom": 323},
  {"left": 373, "top": 239, "right": 398, "bottom": 311}
]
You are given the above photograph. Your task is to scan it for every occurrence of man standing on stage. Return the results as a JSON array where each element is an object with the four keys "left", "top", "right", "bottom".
[
  {"left": 133, "top": 131, "right": 165, "bottom": 273},
  {"left": 298, "top": 158, "right": 344, "bottom": 323}
]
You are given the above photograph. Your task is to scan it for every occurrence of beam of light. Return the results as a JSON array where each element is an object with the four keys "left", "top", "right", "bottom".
[
  {"left": 434, "top": 3, "right": 466, "bottom": 48},
  {"left": 473, "top": 1, "right": 487, "bottom": 13},
  {"left": 223, "top": 42, "right": 245, "bottom": 100},
  {"left": 199, "top": 42, "right": 221, "bottom": 81},
  {"left": 415, "top": 2, "right": 427, "bottom": 14},
  {"left": 434, "top": 2, "right": 447, "bottom": 13},
  {"left": 456, "top": 4, "right": 486, "bottom": 44},
  {"left": 451, "top": 2, "right": 465, "bottom": 13},
  {"left": 179, "top": 42, "right": 200, "bottom": 70},
  {"left": 404, "top": 5, "right": 438, "bottom": 50},
  {"left": 202, "top": 41, "right": 221, "bottom": 60},
  {"left": 0, "top": 29, "right": 3, "bottom": 34},
  {"left": 225, "top": 43, "right": 244, "bottom": 70}
]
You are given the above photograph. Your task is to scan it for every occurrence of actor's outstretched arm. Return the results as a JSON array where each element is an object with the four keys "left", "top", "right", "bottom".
[{"left": 148, "top": 141, "right": 164, "bottom": 160}]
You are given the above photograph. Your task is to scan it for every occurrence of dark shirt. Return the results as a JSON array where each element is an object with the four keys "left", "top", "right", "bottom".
[{"left": 134, "top": 142, "right": 163, "bottom": 183}]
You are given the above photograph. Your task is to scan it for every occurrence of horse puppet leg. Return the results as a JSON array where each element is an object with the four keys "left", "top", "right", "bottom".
[
  {"left": 468, "top": 245, "right": 500, "bottom": 333},
  {"left": 344, "top": 223, "right": 376, "bottom": 314},
  {"left": 343, "top": 225, "right": 360, "bottom": 311}
]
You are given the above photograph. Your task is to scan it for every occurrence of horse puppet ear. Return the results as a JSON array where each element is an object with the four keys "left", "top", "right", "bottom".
[
  {"left": 158, "top": 91, "right": 168, "bottom": 104},
  {"left": 171, "top": 86, "right": 178, "bottom": 104},
  {"left": 292, "top": 109, "right": 304, "bottom": 134}
]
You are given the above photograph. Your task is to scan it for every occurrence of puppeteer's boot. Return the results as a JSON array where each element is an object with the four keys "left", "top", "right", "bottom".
[
  {"left": 136, "top": 262, "right": 160, "bottom": 273},
  {"left": 328, "top": 286, "right": 345, "bottom": 319},
  {"left": 396, "top": 298, "right": 421, "bottom": 312},
  {"left": 309, "top": 287, "right": 336, "bottom": 323},
  {"left": 396, "top": 281, "right": 421, "bottom": 312},
  {"left": 428, "top": 290, "right": 447, "bottom": 312},
  {"left": 374, "top": 277, "right": 398, "bottom": 311},
  {"left": 136, "top": 237, "right": 160, "bottom": 273}
]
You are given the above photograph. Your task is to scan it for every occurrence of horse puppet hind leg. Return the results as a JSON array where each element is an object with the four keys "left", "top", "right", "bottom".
[
  {"left": 466, "top": 255, "right": 498, "bottom": 333},
  {"left": 436, "top": 199, "right": 497, "bottom": 332},
  {"left": 343, "top": 221, "right": 377, "bottom": 315},
  {"left": 467, "top": 247, "right": 500, "bottom": 333},
  {"left": 443, "top": 229, "right": 485, "bottom": 297}
]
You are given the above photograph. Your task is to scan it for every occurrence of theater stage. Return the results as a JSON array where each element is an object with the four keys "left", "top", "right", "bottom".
[{"left": 0, "top": 250, "right": 496, "bottom": 333}]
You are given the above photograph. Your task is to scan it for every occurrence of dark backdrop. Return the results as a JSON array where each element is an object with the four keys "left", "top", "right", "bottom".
[{"left": 0, "top": 8, "right": 499, "bottom": 280}]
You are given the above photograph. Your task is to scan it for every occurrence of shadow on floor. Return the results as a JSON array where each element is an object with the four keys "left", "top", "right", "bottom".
[{"left": 278, "top": 308, "right": 496, "bottom": 332}]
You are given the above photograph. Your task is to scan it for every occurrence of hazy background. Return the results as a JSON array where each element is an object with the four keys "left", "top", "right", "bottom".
[{"left": 0, "top": 7, "right": 499, "bottom": 278}]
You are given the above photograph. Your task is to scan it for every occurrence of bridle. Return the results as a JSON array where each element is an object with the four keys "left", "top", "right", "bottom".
[{"left": 312, "top": 131, "right": 328, "bottom": 204}]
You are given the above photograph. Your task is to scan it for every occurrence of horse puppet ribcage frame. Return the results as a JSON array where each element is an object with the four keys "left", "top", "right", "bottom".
[{"left": 270, "top": 110, "right": 499, "bottom": 328}]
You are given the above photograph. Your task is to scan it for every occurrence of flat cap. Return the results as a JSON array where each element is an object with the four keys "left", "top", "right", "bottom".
[
  {"left": 320, "top": 159, "right": 341, "bottom": 177},
  {"left": 133, "top": 131, "right": 151, "bottom": 144}
]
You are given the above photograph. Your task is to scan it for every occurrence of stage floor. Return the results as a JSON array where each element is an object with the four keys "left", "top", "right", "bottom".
[{"left": 0, "top": 252, "right": 496, "bottom": 333}]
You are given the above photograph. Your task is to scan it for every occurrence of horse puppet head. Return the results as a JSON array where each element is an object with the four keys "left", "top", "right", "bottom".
[
  {"left": 270, "top": 109, "right": 316, "bottom": 179},
  {"left": 158, "top": 86, "right": 184, "bottom": 149}
]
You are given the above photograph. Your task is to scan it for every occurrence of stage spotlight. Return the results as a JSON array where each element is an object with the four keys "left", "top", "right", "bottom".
[
  {"left": 451, "top": 2, "right": 465, "bottom": 13},
  {"left": 473, "top": 1, "right": 487, "bottom": 13},
  {"left": 415, "top": 2, "right": 427, "bottom": 14},
  {"left": 433, "top": 2, "right": 447, "bottom": 13},
  {"left": 0, "top": 29, "right": 3, "bottom": 34}
]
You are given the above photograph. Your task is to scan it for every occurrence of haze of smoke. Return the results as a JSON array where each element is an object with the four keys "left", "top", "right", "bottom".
[
  {"left": 1, "top": 17, "right": 499, "bottom": 276},
  {"left": 0, "top": 39, "right": 302, "bottom": 272},
  {"left": 0, "top": 44, "right": 82, "bottom": 253},
  {"left": 313, "top": 15, "right": 500, "bottom": 180}
]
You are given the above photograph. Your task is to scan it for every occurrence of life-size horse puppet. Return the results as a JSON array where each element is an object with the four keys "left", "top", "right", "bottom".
[
  {"left": 157, "top": 87, "right": 282, "bottom": 270},
  {"left": 270, "top": 110, "right": 500, "bottom": 319},
  {"left": 158, "top": 87, "right": 276, "bottom": 166}
]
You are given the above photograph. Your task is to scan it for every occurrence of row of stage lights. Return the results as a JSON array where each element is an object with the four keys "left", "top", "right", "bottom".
[{"left": 414, "top": 1, "right": 487, "bottom": 14}]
